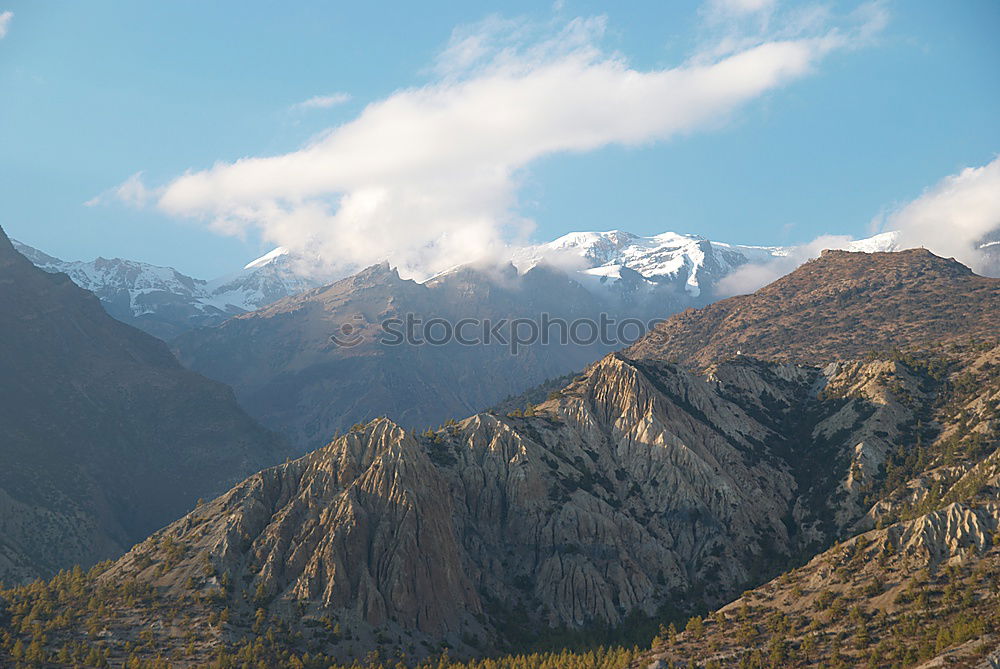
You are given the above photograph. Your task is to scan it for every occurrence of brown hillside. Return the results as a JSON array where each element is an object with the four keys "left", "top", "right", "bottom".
[{"left": 627, "top": 249, "right": 999, "bottom": 368}]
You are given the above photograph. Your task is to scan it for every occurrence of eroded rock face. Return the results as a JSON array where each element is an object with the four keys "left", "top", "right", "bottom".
[
  {"left": 212, "top": 421, "right": 481, "bottom": 635},
  {"left": 443, "top": 354, "right": 798, "bottom": 629},
  {"left": 638, "top": 501, "right": 1000, "bottom": 669},
  {"left": 102, "top": 347, "right": 975, "bottom": 656}
]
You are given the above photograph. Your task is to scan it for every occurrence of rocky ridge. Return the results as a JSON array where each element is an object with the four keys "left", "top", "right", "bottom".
[{"left": 628, "top": 248, "right": 1000, "bottom": 368}]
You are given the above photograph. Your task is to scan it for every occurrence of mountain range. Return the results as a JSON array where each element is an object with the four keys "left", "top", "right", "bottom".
[
  {"left": 12, "top": 229, "right": 902, "bottom": 341},
  {"left": 2, "top": 246, "right": 995, "bottom": 667},
  {"left": 10, "top": 240, "right": 328, "bottom": 340},
  {"left": 171, "top": 261, "right": 620, "bottom": 452},
  {"left": 514, "top": 229, "right": 900, "bottom": 301}
]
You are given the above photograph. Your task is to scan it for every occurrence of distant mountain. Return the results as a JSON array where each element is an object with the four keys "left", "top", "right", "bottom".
[
  {"left": 513, "top": 229, "right": 901, "bottom": 301},
  {"left": 0, "top": 225, "right": 285, "bottom": 584},
  {"left": 10, "top": 240, "right": 330, "bottom": 339},
  {"left": 6, "top": 248, "right": 996, "bottom": 666},
  {"left": 172, "top": 261, "right": 621, "bottom": 452},
  {"left": 12, "top": 229, "right": 902, "bottom": 340},
  {"left": 202, "top": 247, "right": 329, "bottom": 319}
]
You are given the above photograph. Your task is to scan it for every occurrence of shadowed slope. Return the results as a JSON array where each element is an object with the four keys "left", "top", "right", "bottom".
[{"left": 0, "top": 225, "right": 284, "bottom": 583}]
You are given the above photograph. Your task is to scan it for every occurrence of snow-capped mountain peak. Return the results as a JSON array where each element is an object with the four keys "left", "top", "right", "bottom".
[
  {"left": 243, "top": 246, "right": 291, "bottom": 270},
  {"left": 840, "top": 230, "right": 901, "bottom": 253},
  {"left": 514, "top": 230, "right": 761, "bottom": 298},
  {"left": 513, "top": 229, "right": 901, "bottom": 300},
  {"left": 203, "top": 249, "right": 333, "bottom": 314}
]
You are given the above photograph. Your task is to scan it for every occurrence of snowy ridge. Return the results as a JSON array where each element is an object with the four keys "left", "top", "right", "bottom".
[
  {"left": 203, "top": 251, "right": 327, "bottom": 313},
  {"left": 12, "top": 241, "right": 207, "bottom": 314},
  {"left": 513, "top": 229, "right": 900, "bottom": 299},
  {"left": 242, "top": 246, "right": 291, "bottom": 270},
  {"left": 841, "top": 231, "right": 902, "bottom": 253},
  {"left": 11, "top": 229, "right": 904, "bottom": 337},
  {"left": 11, "top": 240, "right": 332, "bottom": 317},
  {"left": 9, "top": 240, "right": 332, "bottom": 337}
]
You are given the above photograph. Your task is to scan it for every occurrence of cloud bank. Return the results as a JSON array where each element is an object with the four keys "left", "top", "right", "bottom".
[
  {"left": 116, "top": 8, "right": 881, "bottom": 279},
  {"left": 886, "top": 156, "right": 1000, "bottom": 276}
]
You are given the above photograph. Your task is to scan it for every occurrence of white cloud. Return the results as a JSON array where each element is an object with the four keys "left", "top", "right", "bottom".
[
  {"left": 124, "top": 9, "right": 880, "bottom": 280},
  {"left": 290, "top": 92, "right": 352, "bottom": 111},
  {"left": 882, "top": 156, "right": 1000, "bottom": 276},
  {"left": 86, "top": 171, "right": 155, "bottom": 208},
  {"left": 0, "top": 11, "right": 13, "bottom": 39},
  {"left": 706, "top": 0, "right": 776, "bottom": 18},
  {"left": 697, "top": 0, "right": 777, "bottom": 52}
]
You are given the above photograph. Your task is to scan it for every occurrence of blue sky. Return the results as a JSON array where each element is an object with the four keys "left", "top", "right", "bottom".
[{"left": 1, "top": 1, "right": 998, "bottom": 278}]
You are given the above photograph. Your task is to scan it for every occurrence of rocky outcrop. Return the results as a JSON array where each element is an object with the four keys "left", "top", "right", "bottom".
[{"left": 887, "top": 502, "right": 996, "bottom": 565}]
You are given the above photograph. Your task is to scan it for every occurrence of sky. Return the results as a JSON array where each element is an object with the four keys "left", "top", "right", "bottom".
[{"left": 1, "top": 1, "right": 998, "bottom": 279}]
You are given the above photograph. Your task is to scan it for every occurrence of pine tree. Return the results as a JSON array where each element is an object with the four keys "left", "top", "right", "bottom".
[{"left": 685, "top": 615, "right": 705, "bottom": 640}]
